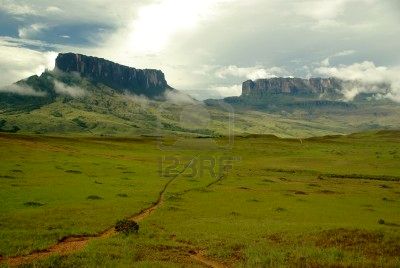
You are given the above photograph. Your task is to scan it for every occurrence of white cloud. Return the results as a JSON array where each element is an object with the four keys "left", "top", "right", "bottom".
[
  {"left": 46, "top": 6, "right": 62, "bottom": 13},
  {"left": 209, "top": 84, "right": 242, "bottom": 98},
  {"left": 334, "top": 50, "right": 355, "bottom": 57},
  {"left": 164, "top": 90, "right": 195, "bottom": 104},
  {"left": 295, "top": 0, "right": 376, "bottom": 30},
  {"left": 320, "top": 50, "right": 355, "bottom": 66},
  {"left": 0, "top": 43, "right": 57, "bottom": 88},
  {"left": 297, "top": 0, "right": 347, "bottom": 21},
  {"left": 216, "top": 65, "right": 289, "bottom": 80},
  {"left": 114, "top": 0, "right": 235, "bottom": 55},
  {"left": 0, "top": 1, "right": 37, "bottom": 15},
  {"left": 18, "top": 23, "right": 48, "bottom": 39},
  {"left": 54, "top": 80, "right": 86, "bottom": 97},
  {"left": 0, "top": 84, "right": 46, "bottom": 97},
  {"left": 320, "top": 58, "right": 330, "bottom": 67},
  {"left": 0, "top": 0, "right": 399, "bottom": 100},
  {"left": 314, "top": 61, "right": 400, "bottom": 102}
]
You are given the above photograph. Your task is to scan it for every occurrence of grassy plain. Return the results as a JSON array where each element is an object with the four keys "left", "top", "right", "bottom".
[{"left": 0, "top": 131, "right": 399, "bottom": 267}]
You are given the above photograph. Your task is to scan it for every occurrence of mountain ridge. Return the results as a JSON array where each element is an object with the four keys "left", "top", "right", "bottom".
[
  {"left": 55, "top": 53, "right": 172, "bottom": 97},
  {"left": 0, "top": 53, "right": 399, "bottom": 137},
  {"left": 241, "top": 77, "right": 343, "bottom": 96}
]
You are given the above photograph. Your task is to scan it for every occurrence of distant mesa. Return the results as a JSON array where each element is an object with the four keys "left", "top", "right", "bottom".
[
  {"left": 204, "top": 77, "right": 372, "bottom": 110},
  {"left": 241, "top": 77, "right": 343, "bottom": 97},
  {"left": 55, "top": 53, "right": 172, "bottom": 97}
]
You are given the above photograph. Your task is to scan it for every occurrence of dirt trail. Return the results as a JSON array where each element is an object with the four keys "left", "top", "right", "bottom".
[
  {"left": 2, "top": 159, "right": 195, "bottom": 267},
  {"left": 190, "top": 250, "right": 227, "bottom": 268},
  {"left": 1, "top": 158, "right": 228, "bottom": 267}
]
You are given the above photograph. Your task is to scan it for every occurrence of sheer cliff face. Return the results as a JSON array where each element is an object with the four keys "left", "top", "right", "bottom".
[
  {"left": 55, "top": 53, "right": 171, "bottom": 97},
  {"left": 242, "top": 77, "right": 343, "bottom": 97}
]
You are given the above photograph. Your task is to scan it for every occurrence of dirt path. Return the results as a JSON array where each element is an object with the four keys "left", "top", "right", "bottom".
[
  {"left": 2, "top": 158, "right": 197, "bottom": 267},
  {"left": 190, "top": 250, "right": 227, "bottom": 268}
]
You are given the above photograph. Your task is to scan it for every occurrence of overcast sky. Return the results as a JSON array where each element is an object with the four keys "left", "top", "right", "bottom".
[{"left": 0, "top": 0, "right": 399, "bottom": 100}]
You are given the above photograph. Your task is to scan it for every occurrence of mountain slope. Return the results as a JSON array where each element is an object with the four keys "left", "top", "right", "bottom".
[{"left": 0, "top": 53, "right": 399, "bottom": 138}]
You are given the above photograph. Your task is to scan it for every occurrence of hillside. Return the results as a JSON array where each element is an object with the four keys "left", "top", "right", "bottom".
[{"left": 0, "top": 53, "right": 400, "bottom": 138}]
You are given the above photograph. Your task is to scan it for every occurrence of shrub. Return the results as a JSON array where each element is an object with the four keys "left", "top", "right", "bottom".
[
  {"left": 24, "top": 201, "right": 44, "bottom": 207},
  {"left": 378, "top": 219, "right": 385, "bottom": 225},
  {"left": 87, "top": 195, "right": 103, "bottom": 200},
  {"left": 72, "top": 117, "right": 88, "bottom": 128},
  {"left": 115, "top": 219, "right": 139, "bottom": 235}
]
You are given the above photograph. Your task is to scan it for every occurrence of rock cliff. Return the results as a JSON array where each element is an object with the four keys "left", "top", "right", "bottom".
[
  {"left": 55, "top": 53, "right": 171, "bottom": 97},
  {"left": 241, "top": 77, "right": 343, "bottom": 97}
]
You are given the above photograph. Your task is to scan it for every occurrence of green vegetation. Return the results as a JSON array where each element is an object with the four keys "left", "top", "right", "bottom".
[
  {"left": 0, "top": 131, "right": 399, "bottom": 267},
  {"left": 1, "top": 71, "right": 400, "bottom": 139},
  {"left": 115, "top": 220, "right": 139, "bottom": 235}
]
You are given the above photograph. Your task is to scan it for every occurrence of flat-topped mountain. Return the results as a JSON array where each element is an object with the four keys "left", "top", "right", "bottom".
[
  {"left": 206, "top": 77, "right": 393, "bottom": 111},
  {"left": 55, "top": 53, "right": 172, "bottom": 97},
  {"left": 0, "top": 54, "right": 399, "bottom": 137},
  {"left": 241, "top": 77, "right": 342, "bottom": 97}
]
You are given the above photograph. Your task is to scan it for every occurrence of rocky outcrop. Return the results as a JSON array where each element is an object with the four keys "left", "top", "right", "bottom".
[
  {"left": 55, "top": 53, "right": 171, "bottom": 97},
  {"left": 241, "top": 77, "right": 343, "bottom": 97}
]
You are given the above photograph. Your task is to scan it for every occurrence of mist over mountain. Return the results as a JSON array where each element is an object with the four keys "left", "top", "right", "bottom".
[
  {"left": 0, "top": 53, "right": 399, "bottom": 137},
  {"left": 203, "top": 76, "right": 394, "bottom": 112}
]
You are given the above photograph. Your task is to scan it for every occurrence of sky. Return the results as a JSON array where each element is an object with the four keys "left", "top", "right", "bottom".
[{"left": 0, "top": 0, "right": 399, "bottom": 100}]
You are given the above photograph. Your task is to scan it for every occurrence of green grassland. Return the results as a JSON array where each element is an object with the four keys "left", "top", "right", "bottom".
[
  {"left": 0, "top": 131, "right": 399, "bottom": 267},
  {"left": 2, "top": 71, "right": 400, "bottom": 139}
]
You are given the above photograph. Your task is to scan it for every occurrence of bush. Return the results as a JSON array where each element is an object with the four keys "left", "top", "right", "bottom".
[
  {"left": 115, "top": 219, "right": 139, "bottom": 235},
  {"left": 24, "top": 201, "right": 44, "bottom": 207},
  {"left": 87, "top": 195, "right": 103, "bottom": 200},
  {"left": 378, "top": 219, "right": 385, "bottom": 225}
]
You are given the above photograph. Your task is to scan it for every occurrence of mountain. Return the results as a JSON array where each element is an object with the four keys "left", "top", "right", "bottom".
[
  {"left": 241, "top": 77, "right": 343, "bottom": 96},
  {"left": 205, "top": 77, "right": 392, "bottom": 112},
  {"left": 0, "top": 53, "right": 174, "bottom": 112},
  {"left": 55, "top": 53, "right": 172, "bottom": 97},
  {"left": 0, "top": 53, "right": 399, "bottom": 138}
]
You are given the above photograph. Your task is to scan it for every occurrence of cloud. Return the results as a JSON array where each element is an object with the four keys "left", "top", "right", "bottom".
[
  {"left": 320, "top": 50, "right": 356, "bottom": 66},
  {"left": 0, "top": 42, "right": 57, "bottom": 88},
  {"left": 209, "top": 84, "right": 242, "bottom": 98},
  {"left": 314, "top": 61, "right": 400, "bottom": 102},
  {"left": 0, "top": 1, "right": 37, "bottom": 15},
  {"left": 294, "top": 0, "right": 375, "bottom": 30},
  {"left": 18, "top": 23, "right": 48, "bottom": 39},
  {"left": 46, "top": 6, "right": 62, "bottom": 13},
  {"left": 0, "top": 84, "right": 46, "bottom": 97},
  {"left": 297, "top": 0, "right": 347, "bottom": 21},
  {"left": 53, "top": 80, "right": 85, "bottom": 97},
  {"left": 164, "top": 90, "right": 195, "bottom": 104},
  {"left": 122, "top": 92, "right": 150, "bottom": 110},
  {"left": 216, "top": 65, "right": 289, "bottom": 80},
  {"left": 0, "top": 0, "right": 399, "bottom": 100},
  {"left": 116, "top": 0, "right": 235, "bottom": 55},
  {"left": 334, "top": 50, "right": 356, "bottom": 57}
]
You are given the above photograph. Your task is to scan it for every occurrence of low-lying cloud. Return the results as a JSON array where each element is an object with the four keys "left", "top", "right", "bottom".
[
  {"left": 209, "top": 84, "right": 242, "bottom": 98},
  {"left": 0, "top": 84, "right": 46, "bottom": 97},
  {"left": 164, "top": 90, "right": 196, "bottom": 104},
  {"left": 315, "top": 61, "right": 400, "bottom": 102},
  {"left": 53, "top": 80, "right": 86, "bottom": 97}
]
